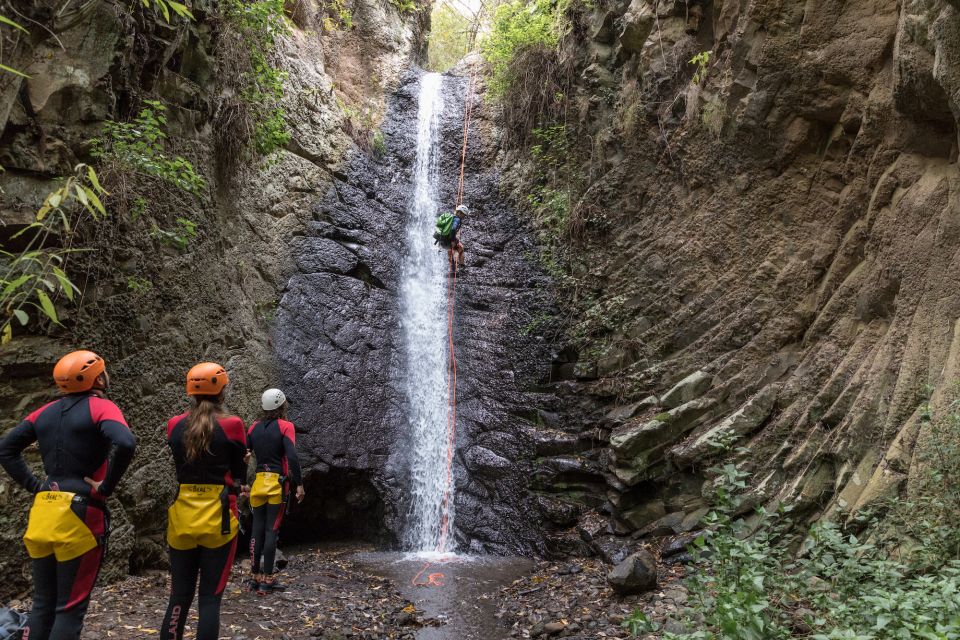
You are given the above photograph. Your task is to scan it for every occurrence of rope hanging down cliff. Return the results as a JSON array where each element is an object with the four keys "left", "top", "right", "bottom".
[{"left": 412, "top": 71, "right": 476, "bottom": 587}]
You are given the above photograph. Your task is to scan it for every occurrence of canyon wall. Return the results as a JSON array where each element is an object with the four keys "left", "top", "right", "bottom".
[
  {"left": 507, "top": 0, "right": 960, "bottom": 553},
  {"left": 0, "top": 0, "right": 424, "bottom": 596}
]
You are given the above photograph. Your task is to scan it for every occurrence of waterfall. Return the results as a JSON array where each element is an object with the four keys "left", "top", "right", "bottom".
[{"left": 401, "top": 72, "right": 454, "bottom": 553}]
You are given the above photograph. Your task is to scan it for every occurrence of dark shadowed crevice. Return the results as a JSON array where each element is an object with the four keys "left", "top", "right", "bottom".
[{"left": 280, "top": 468, "right": 394, "bottom": 546}]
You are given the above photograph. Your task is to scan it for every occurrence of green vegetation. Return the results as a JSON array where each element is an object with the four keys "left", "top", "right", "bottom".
[
  {"left": 427, "top": 2, "right": 473, "bottom": 72},
  {"left": 372, "top": 130, "right": 387, "bottom": 156},
  {"left": 224, "top": 0, "right": 291, "bottom": 155},
  {"left": 126, "top": 276, "right": 153, "bottom": 293},
  {"left": 527, "top": 125, "right": 573, "bottom": 232},
  {"left": 92, "top": 101, "right": 206, "bottom": 194},
  {"left": 625, "top": 404, "right": 960, "bottom": 639},
  {"left": 153, "top": 217, "right": 199, "bottom": 250},
  {"left": 141, "top": 0, "right": 195, "bottom": 21},
  {"left": 323, "top": 0, "right": 354, "bottom": 31},
  {"left": 0, "top": 14, "right": 28, "bottom": 77},
  {"left": 0, "top": 165, "right": 107, "bottom": 344},
  {"left": 689, "top": 50, "right": 711, "bottom": 86},
  {"left": 480, "top": 0, "right": 568, "bottom": 97},
  {"left": 388, "top": 0, "right": 419, "bottom": 14}
]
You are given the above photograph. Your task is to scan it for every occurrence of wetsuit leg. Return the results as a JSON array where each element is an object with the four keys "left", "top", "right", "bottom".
[
  {"left": 47, "top": 544, "right": 104, "bottom": 639},
  {"left": 24, "top": 554, "right": 57, "bottom": 640},
  {"left": 250, "top": 504, "right": 266, "bottom": 574},
  {"left": 160, "top": 547, "right": 201, "bottom": 640},
  {"left": 195, "top": 538, "right": 237, "bottom": 640},
  {"left": 262, "top": 502, "right": 283, "bottom": 575}
]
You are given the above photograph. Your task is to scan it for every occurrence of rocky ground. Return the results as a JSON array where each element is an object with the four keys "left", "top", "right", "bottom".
[
  {"left": 496, "top": 558, "right": 687, "bottom": 639},
  {"left": 75, "top": 545, "right": 419, "bottom": 640},
  {"left": 5, "top": 544, "right": 687, "bottom": 639}
]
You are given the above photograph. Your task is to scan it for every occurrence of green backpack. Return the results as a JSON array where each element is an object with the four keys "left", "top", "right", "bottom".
[
  {"left": 435, "top": 213, "right": 455, "bottom": 238},
  {"left": 433, "top": 213, "right": 457, "bottom": 247}
]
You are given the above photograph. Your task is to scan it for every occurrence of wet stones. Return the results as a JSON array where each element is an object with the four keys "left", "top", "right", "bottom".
[
  {"left": 464, "top": 445, "right": 512, "bottom": 475},
  {"left": 607, "top": 550, "right": 658, "bottom": 595}
]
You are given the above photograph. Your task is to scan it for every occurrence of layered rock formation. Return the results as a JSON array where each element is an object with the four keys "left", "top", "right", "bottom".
[{"left": 505, "top": 0, "right": 960, "bottom": 552}]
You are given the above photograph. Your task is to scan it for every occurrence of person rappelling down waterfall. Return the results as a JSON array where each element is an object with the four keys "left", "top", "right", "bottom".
[{"left": 434, "top": 204, "right": 469, "bottom": 275}]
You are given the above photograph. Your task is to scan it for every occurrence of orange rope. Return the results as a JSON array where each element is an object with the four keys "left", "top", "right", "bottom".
[{"left": 411, "top": 71, "right": 476, "bottom": 588}]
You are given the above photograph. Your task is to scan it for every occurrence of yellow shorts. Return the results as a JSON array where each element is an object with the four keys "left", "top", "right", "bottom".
[
  {"left": 24, "top": 492, "right": 102, "bottom": 561},
  {"left": 167, "top": 484, "right": 238, "bottom": 550},
  {"left": 249, "top": 472, "right": 284, "bottom": 508}
]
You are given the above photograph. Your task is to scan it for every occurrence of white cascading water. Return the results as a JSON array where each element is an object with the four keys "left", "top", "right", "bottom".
[{"left": 401, "top": 72, "right": 454, "bottom": 553}]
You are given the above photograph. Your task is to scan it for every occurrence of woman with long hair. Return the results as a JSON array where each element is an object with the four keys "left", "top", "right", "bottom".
[
  {"left": 161, "top": 362, "right": 247, "bottom": 640},
  {"left": 0, "top": 349, "right": 136, "bottom": 640},
  {"left": 246, "top": 388, "right": 304, "bottom": 595}
]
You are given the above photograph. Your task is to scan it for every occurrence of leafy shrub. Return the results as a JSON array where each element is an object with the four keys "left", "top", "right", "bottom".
[
  {"left": 153, "top": 217, "right": 199, "bottom": 250},
  {"left": 689, "top": 51, "right": 711, "bottom": 86},
  {"left": 625, "top": 419, "right": 960, "bottom": 640},
  {"left": 0, "top": 165, "right": 107, "bottom": 343},
  {"left": 388, "top": 0, "right": 418, "bottom": 14},
  {"left": 427, "top": 2, "right": 472, "bottom": 72},
  {"left": 322, "top": 0, "right": 354, "bottom": 31},
  {"left": 0, "top": 14, "right": 28, "bottom": 77},
  {"left": 480, "top": 0, "right": 568, "bottom": 98},
  {"left": 92, "top": 100, "right": 206, "bottom": 194},
  {"left": 223, "top": 0, "right": 291, "bottom": 155},
  {"left": 126, "top": 276, "right": 153, "bottom": 293},
  {"left": 141, "top": 0, "right": 194, "bottom": 22}
]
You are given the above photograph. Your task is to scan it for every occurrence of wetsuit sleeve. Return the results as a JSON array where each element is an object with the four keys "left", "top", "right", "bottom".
[
  {"left": 279, "top": 421, "right": 303, "bottom": 488},
  {"left": 0, "top": 417, "right": 43, "bottom": 494},
  {"left": 222, "top": 417, "right": 248, "bottom": 488},
  {"left": 89, "top": 397, "right": 137, "bottom": 497}
]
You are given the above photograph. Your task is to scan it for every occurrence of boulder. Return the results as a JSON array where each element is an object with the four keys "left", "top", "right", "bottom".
[
  {"left": 592, "top": 535, "right": 633, "bottom": 564},
  {"left": 661, "top": 371, "right": 713, "bottom": 408},
  {"left": 607, "top": 550, "right": 658, "bottom": 594},
  {"left": 582, "top": 62, "right": 615, "bottom": 89},
  {"left": 619, "top": 0, "right": 655, "bottom": 54},
  {"left": 464, "top": 446, "right": 511, "bottom": 475},
  {"left": 620, "top": 500, "right": 666, "bottom": 530}
]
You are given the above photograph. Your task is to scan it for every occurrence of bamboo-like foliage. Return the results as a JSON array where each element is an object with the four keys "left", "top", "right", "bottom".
[{"left": 0, "top": 165, "right": 108, "bottom": 344}]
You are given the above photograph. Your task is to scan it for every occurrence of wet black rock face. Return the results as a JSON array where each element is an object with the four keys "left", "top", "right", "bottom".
[{"left": 274, "top": 69, "right": 554, "bottom": 555}]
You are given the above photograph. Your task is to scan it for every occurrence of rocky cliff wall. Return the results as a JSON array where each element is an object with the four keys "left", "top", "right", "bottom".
[
  {"left": 502, "top": 0, "right": 960, "bottom": 552},
  {"left": 276, "top": 69, "right": 556, "bottom": 555},
  {"left": 0, "top": 0, "right": 424, "bottom": 597}
]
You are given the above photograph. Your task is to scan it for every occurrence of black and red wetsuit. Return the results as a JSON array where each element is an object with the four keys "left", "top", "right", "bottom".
[
  {"left": 161, "top": 413, "right": 246, "bottom": 640},
  {"left": 247, "top": 419, "right": 302, "bottom": 578},
  {"left": 0, "top": 392, "right": 136, "bottom": 640}
]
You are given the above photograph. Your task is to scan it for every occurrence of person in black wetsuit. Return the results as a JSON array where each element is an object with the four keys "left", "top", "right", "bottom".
[
  {"left": 246, "top": 388, "right": 304, "bottom": 596},
  {"left": 0, "top": 349, "right": 136, "bottom": 640},
  {"left": 161, "top": 362, "right": 247, "bottom": 640}
]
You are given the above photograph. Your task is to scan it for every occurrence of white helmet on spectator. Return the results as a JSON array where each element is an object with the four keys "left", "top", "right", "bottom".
[{"left": 261, "top": 388, "right": 287, "bottom": 411}]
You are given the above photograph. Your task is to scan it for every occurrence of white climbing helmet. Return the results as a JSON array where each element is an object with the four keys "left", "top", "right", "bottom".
[
  {"left": 261, "top": 388, "right": 287, "bottom": 411},
  {"left": 456, "top": 204, "right": 470, "bottom": 216}
]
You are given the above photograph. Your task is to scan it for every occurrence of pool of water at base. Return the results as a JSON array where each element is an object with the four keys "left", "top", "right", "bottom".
[{"left": 354, "top": 552, "right": 533, "bottom": 640}]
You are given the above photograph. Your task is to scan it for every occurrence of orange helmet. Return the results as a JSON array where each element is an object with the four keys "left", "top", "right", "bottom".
[
  {"left": 53, "top": 350, "right": 106, "bottom": 393},
  {"left": 186, "top": 362, "right": 229, "bottom": 396}
]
